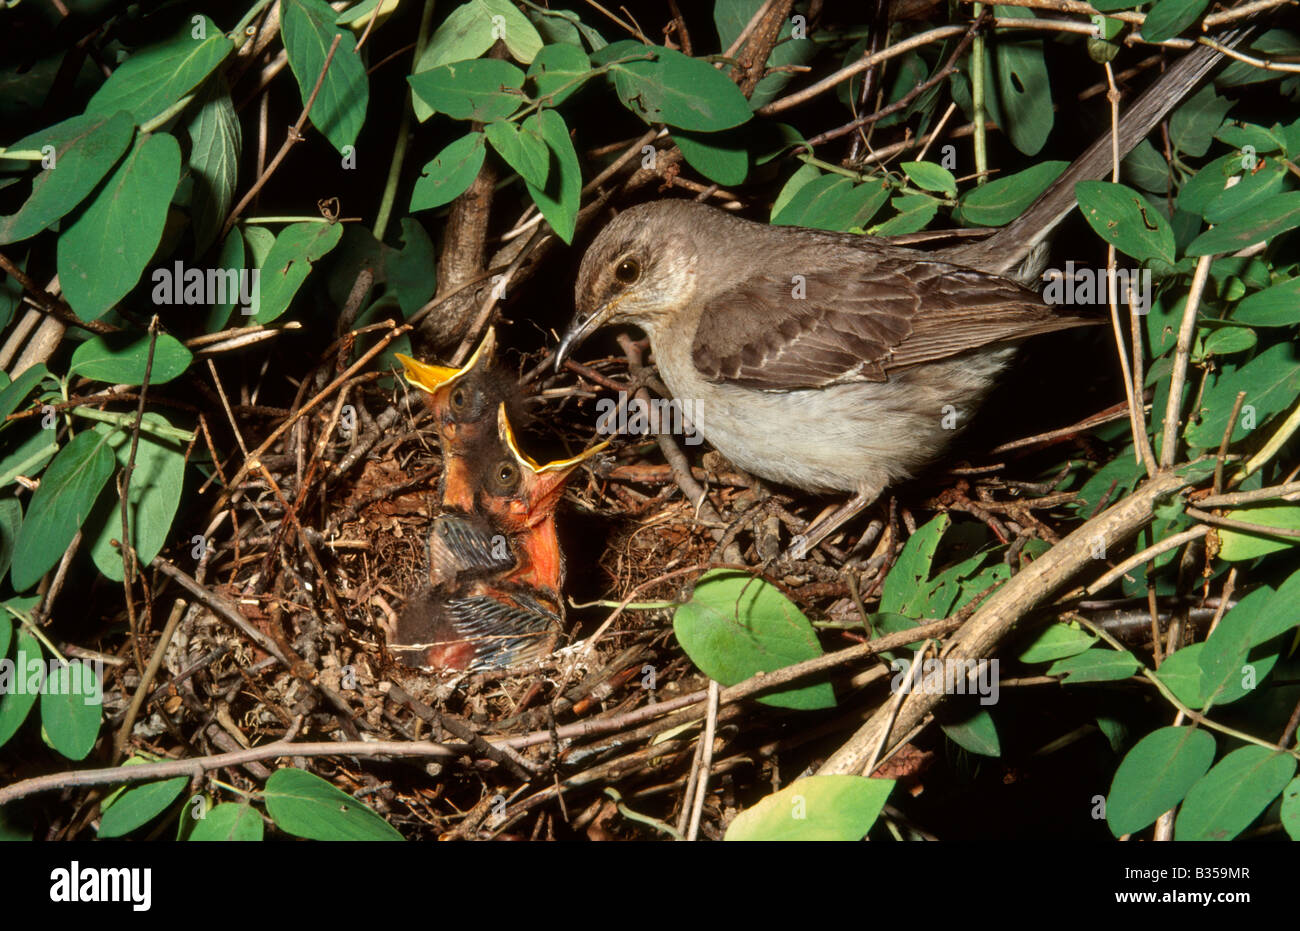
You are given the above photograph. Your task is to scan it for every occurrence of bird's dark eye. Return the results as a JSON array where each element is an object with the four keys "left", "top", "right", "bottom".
[
  {"left": 492, "top": 460, "right": 519, "bottom": 491},
  {"left": 450, "top": 388, "right": 467, "bottom": 411},
  {"left": 614, "top": 257, "right": 641, "bottom": 286}
]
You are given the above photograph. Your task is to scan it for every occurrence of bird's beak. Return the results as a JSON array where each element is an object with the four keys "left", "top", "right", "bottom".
[
  {"left": 498, "top": 403, "right": 608, "bottom": 516},
  {"left": 553, "top": 300, "right": 616, "bottom": 372},
  {"left": 396, "top": 326, "right": 497, "bottom": 395}
]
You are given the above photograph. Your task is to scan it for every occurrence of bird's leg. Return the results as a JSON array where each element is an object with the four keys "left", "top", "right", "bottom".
[{"left": 784, "top": 489, "right": 878, "bottom": 562}]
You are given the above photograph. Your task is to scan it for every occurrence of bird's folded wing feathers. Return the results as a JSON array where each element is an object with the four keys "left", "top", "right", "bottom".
[{"left": 691, "top": 253, "right": 1091, "bottom": 391}]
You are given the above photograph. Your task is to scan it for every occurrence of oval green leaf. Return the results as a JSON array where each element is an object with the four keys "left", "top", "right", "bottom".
[
  {"left": 69, "top": 332, "right": 192, "bottom": 386},
  {"left": 0, "top": 627, "right": 41, "bottom": 749},
  {"left": 523, "top": 109, "right": 580, "bottom": 244},
  {"left": 0, "top": 112, "right": 136, "bottom": 245},
  {"left": 410, "top": 132, "right": 487, "bottom": 212},
  {"left": 1075, "top": 181, "right": 1176, "bottom": 265},
  {"left": 253, "top": 221, "right": 345, "bottom": 323},
  {"left": 99, "top": 773, "right": 189, "bottom": 837},
  {"left": 39, "top": 659, "right": 102, "bottom": 761},
  {"left": 672, "top": 569, "right": 835, "bottom": 710},
  {"left": 57, "top": 132, "right": 182, "bottom": 320},
  {"left": 86, "top": 17, "right": 232, "bottom": 125},
  {"left": 263, "top": 767, "right": 402, "bottom": 840},
  {"left": 408, "top": 58, "right": 525, "bottom": 122},
  {"left": 1174, "top": 746, "right": 1295, "bottom": 840},
  {"left": 725, "top": 775, "right": 894, "bottom": 841},
  {"left": 1106, "top": 725, "right": 1216, "bottom": 837},
  {"left": 10, "top": 431, "right": 116, "bottom": 592},
  {"left": 282, "top": 0, "right": 369, "bottom": 152},
  {"left": 188, "top": 802, "right": 265, "bottom": 841}
]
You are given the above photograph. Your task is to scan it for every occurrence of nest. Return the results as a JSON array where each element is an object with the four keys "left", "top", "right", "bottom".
[{"left": 38, "top": 328, "right": 1109, "bottom": 842}]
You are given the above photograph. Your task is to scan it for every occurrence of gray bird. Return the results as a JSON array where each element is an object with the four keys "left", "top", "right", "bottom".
[{"left": 554, "top": 35, "right": 1246, "bottom": 557}]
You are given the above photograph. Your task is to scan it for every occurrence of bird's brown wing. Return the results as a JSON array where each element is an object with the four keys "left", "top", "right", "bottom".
[{"left": 691, "top": 251, "right": 1089, "bottom": 391}]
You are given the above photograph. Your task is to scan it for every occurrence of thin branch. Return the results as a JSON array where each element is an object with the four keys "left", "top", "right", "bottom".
[{"left": 1160, "top": 254, "right": 1213, "bottom": 469}]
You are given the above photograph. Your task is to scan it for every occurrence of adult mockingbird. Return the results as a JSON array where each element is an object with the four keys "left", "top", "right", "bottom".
[{"left": 554, "top": 34, "right": 1246, "bottom": 557}]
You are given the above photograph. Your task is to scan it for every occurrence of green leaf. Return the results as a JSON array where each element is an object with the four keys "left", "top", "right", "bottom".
[
  {"left": 941, "top": 708, "right": 1001, "bottom": 757},
  {"left": 1153, "top": 644, "right": 1209, "bottom": 708},
  {"left": 1200, "top": 325, "right": 1256, "bottom": 358},
  {"left": 410, "top": 132, "right": 487, "bottom": 212},
  {"left": 1141, "top": 0, "right": 1212, "bottom": 44},
  {"left": 0, "top": 364, "right": 50, "bottom": 423},
  {"left": 1217, "top": 506, "right": 1300, "bottom": 561},
  {"left": 188, "top": 803, "right": 264, "bottom": 841},
  {"left": 673, "top": 129, "right": 748, "bottom": 186},
  {"left": 954, "top": 161, "right": 1067, "bottom": 226},
  {"left": 713, "top": 0, "right": 816, "bottom": 109},
  {"left": 1232, "top": 275, "right": 1300, "bottom": 327},
  {"left": 57, "top": 132, "right": 182, "bottom": 320},
  {"left": 84, "top": 413, "right": 186, "bottom": 582},
  {"left": 98, "top": 772, "right": 188, "bottom": 837},
  {"left": 1121, "top": 139, "right": 1170, "bottom": 194},
  {"left": 608, "top": 44, "right": 752, "bottom": 131},
  {"left": 1198, "top": 584, "right": 1289, "bottom": 705},
  {"left": 282, "top": 0, "right": 369, "bottom": 153},
  {"left": 0, "top": 431, "right": 58, "bottom": 490},
  {"left": 1107, "top": 726, "right": 1216, "bottom": 836},
  {"left": 1046, "top": 647, "right": 1141, "bottom": 683},
  {"left": 263, "top": 768, "right": 402, "bottom": 840},
  {"left": 523, "top": 109, "right": 580, "bottom": 244},
  {"left": 10, "top": 431, "right": 115, "bottom": 592},
  {"left": 1018, "top": 622, "right": 1097, "bottom": 663},
  {"left": 1174, "top": 746, "right": 1295, "bottom": 840},
  {"left": 479, "top": 0, "right": 544, "bottom": 63},
  {"left": 204, "top": 232, "right": 247, "bottom": 332},
  {"left": 39, "top": 659, "right": 102, "bottom": 760},
  {"left": 408, "top": 58, "right": 525, "bottom": 122},
  {"left": 902, "top": 161, "right": 956, "bottom": 197},
  {"left": 69, "top": 333, "right": 192, "bottom": 386},
  {"left": 416, "top": 1, "right": 498, "bottom": 74},
  {"left": 0, "top": 112, "right": 136, "bottom": 245},
  {"left": 1185, "top": 343, "right": 1300, "bottom": 448},
  {"left": 485, "top": 120, "right": 548, "bottom": 188},
  {"left": 872, "top": 194, "right": 940, "bottom": 236},
  {"left": 526, "top": 42, "right": 593, "bottom": 106},
  {"left": 383, "top": 218, "right": 438, "bottom": 316},
  {"left": 1282, "top": 777, "right": 1300, "bottom": 841},
  {"left": 881, "top": 514, "right": 948, "bottom": 616},
  {"left": 1076, "top": 181, "right": 1176, "bottom": 264},
  {"left": 1170, "top": 86, "right": 1232, "bottom": 160},
  {"left": 992, "top": 10, "right": 1053, "bottom": 156},
  {"left": 771, "top": 173, "right": 889, "bottom": 232},
  {"left": 85, "top": 17, "right": 232, "bottom": 125},
  {"left": 1203, "top": 158, "right": 1288, "bottom": 224},
  {"left": 253, "top": 221, "right": 345, "bottom": 323},
  {"left": 186, "top": 78, "right": 240, "bottom": 256},
  {"left": 724, "top": 775, "right": 894, "bottom": 841},
  {"left": 673, "top": 569, "right": 835, "bottom": 710},
  {"left": 0, "top": 627, "right": 40, "bottom": 749},
  {"left": 1187, "top": 191, "right": 1300, "bottom": 255},
  {"left": 0, "top": 499, "right": 16, "bottom": 587}
]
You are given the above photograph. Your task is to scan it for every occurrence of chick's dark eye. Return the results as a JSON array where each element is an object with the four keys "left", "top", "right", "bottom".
[
  {"left": 495, "top": 462, "right": 518, "bottom": 488},
  {"left": 450, "top": 388, "right": 466, "bottom": 410},
  {"left": 614, "top": 258, "right": 641, "bottom": 286}
]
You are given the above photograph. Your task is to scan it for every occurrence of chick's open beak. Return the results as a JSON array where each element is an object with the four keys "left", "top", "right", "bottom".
[
  {"left": 395, "top": 326, "right": 497, "bottom": 396},
  {"left": 497, "top": 403, "right": 608, "bottom": 519}
]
